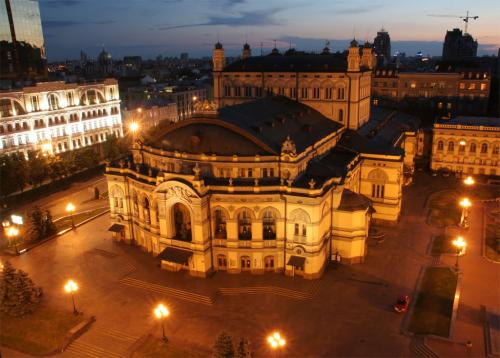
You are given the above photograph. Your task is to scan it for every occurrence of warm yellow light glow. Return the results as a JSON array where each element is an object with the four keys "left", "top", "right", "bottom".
[
  {"left": 459, "top": 140, "right": 466, "bottom": 146},
  {"left": 453, "top": 236, "right": 466, "bottom": 249},
  {"left": 192, "top": 96, "right": 198, "bottom": 101},
  {"left": 41, "top": 143, "right": 52, "bottom": 154},
  {"left": 64, "top": 279, "right": 78, "bottom": 293},
  {"left": 6, "top": 227, "right": 19, "bottom": 237},
  {"left": 66, "top": 203, "right": 76, "bottom": 213},
  {"left": 129, "top": 122, "right": 139, "bottom": 133},
  {"left": 154, "top": 303, "right": 170, "bottom": 319},
  {"left": 137, "top": 108, "right": 142, "bottom": 114},
  {"left": 267, "top": 331, "right": 286, "bottom": 349},
  {"left": 459, "top": 198, "right": 472, "bottom": 208},
  {"left": 463, "top": 176, "right": 475, "bottom": 186}
]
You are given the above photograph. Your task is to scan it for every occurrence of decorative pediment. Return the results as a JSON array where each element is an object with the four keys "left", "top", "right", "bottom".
[
  {"left": 281, "top": 135, "right": 297, "bottom": 156},
  {"left": 194, "top": 100, "right": 218, "bottom": 115}
]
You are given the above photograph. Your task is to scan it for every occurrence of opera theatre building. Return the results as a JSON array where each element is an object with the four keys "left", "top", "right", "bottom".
[{"left": 106, "top": 42, "right": 406, "bottom": 279}]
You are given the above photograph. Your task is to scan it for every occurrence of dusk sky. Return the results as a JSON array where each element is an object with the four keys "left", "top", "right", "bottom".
[{"left": 40, "top": 0, "right": 500, "bottom": 60}]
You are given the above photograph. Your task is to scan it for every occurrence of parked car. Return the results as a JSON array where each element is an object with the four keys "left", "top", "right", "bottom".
[{"left": 394, "top": 295, "right": 410, "bottom": 313}]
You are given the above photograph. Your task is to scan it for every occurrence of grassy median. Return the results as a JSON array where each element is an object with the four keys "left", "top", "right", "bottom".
[
  {"left": 55, "top": 207, "right": 108, "bottom": 232},
  {"left": 408, "top": 267, "right": 458, "bottom": 337},
  {"left": 0, "top": 303, "right": 84, "bottom": 355},
  {"left": 428, "top": 190, "right": 461, "bottom": 227}
]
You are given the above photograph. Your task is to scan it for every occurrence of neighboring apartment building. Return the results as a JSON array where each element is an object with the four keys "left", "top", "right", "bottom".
[
  {"left": 213, "top": 40, "right": 376, "bottom": 130},
  {"left": 0, "top": 79, "right": 123, "bottom": 156},
  {"left": 431, "top": 116, "right": 499, "bottom": 176},
  {"left": 122, "top": 101, "right": 178, "bottom": 132},
  {"left": 372, "top": 67, "right": 491, "bottom": 116}
]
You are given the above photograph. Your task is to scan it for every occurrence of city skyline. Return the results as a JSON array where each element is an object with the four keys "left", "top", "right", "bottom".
[{"left": 40, "top": 0, "right": 500, "bottom": 60}]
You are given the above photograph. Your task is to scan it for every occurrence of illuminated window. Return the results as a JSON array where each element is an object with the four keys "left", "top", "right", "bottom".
[
  {"left": 480, "top": 83, "right": 487, "bottom": 91},
  {"left": 468, "top": 83, "right": 476, "bottom": 90},
  {"left": 410, "top": 82, "right": 416, "bottom": 89},
  {"left": 459, "top": 83, "right": 465, "bottom": 90},
  {"left": 437, "top": 141, "right": 444, "bottom": 151}
]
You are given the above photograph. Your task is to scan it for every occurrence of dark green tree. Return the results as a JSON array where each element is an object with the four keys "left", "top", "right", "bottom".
[
  {"left": 212, "top": 331, "right": 234, "bottom": 358},
  {"left": 29, "top": 206, "right": 45, "bottom": 241},
  {"left": 0, "top": 261, "right": 42, "bottom": 317},
  {"left": 28, "top": 151, "right": 49, "bottom": 187},
  {"left": 44, "top": 210, "right": 57, "bottom": 237},
  {"left": 10, "top": 153, "right": 28, "bottom": 193},
  {"left": 235, "top": 337, "right": 251, "bottom": 358}
]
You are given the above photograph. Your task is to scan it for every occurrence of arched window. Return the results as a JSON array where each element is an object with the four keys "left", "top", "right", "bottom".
[
  {"left": 238, "top": 209, "right": 252, "bottom": 240},
  {"left": 214, "top": 209, "right": 227, "bottom": 239},
  {"left": 481, "top": 143, "right": 488, "bottom": 154},
  {"left": 143, "top": 197, "right": 150, "bottom": 223},
  {"left": 290, "top": 208, "right": 310, "bottom": 239},
  {"left": 173, "top": 203, "right": 191, "bottom": 241},
  {"left": 470, "top": 143, "right": 476, "bottom": 153},
  {"left": 337, "top": 87, "right": 345, "bottom": 99},
  {"left": 447, "top": 141, "right": 454, "bottom": 152},
  {"left": 437, "top": 141, "right": 444, "bottom": 151},
  {"left": 48, "top": 94, "right": 60, "bottom": 110},
  {"left": 262, "top": 209, "right": 276, "bottom": 240},
  {"left": 111, "top": 186, "right": 124, "bottom": 210}
]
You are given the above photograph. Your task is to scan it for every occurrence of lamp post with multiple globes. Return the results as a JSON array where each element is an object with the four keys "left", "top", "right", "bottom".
[
  {"left": 452, "top": 236, "right": 466, "bottom": 272},
  {"left": 267, "top": 331, "right": 286, "bottom": 357},
  {"left": 64, "top": 279, "right": 79, "bottom": 314},
  {"left": 66, "top": 202, "right": 76, "bottom": 228},
  {"left": 459, "top": 197, "right": 472, "bottom": 228},
  {"left": 154, "top": 303, "right": 170, "bottom": 342}
]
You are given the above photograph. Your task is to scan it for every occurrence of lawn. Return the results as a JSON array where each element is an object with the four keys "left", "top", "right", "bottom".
[
  {"left": 408, "top": 267, "right": 458, "bottom": 337},
  {"left": 485, "top": 223, "right": 500, "bottom": 263},
  {"left": 431, "top": 234, "right": 458, "bottom": 255},
  {"left": 132, "top": 335, "right": 207, "bottom": 358},
  {"left": 0, "top": 303, "right": 84, "bottom": 356},
  {"left": 428, "top": 190, "right": 462, "bottom": 227},
  {"left": 54, "top": 206, "right": 109, "bottom": 232}
]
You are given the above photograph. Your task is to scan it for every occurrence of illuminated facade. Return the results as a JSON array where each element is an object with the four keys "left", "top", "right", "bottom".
[
  {"left": 213, "top": 40, "right": 375, "bottom": 130},
  {"left": 372, "top": 68, "right": 491, "bottom": 115},
  {"left": 106, "top": 98, "right": 404, "bottom": 279},
  {"left": 0, "top": 0, "right": 47, "bottom": 82},
  {"left": 431, "top": 117, "right": 499, "bottom": 176},
  {"left": 0, "top": 79, "right": 123, "bottom": 156}
]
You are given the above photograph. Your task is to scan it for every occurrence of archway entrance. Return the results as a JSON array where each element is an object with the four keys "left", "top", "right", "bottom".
[{"left": 173, "top": 203, "right": 192, "bottom": 241}]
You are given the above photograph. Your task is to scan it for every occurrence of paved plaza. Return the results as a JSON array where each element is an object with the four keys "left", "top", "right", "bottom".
[{"left": 1, "top": 172, "right": 498, "bottom": 357}]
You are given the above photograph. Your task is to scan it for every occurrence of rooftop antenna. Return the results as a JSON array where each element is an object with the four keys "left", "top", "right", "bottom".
[
  {"left": 260, "top": 41, "right": 263, "bottom": 56},
  {"left": 273, "top": 39, "right": 277, "bottom": 49},
  {"left": 289, "top": 40, "right": 292, "bottom": 49}
]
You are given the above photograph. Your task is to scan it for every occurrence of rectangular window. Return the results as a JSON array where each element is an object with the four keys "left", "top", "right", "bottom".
[
  {"left": 224, "top": 85, "right": 231, "bottom": 96},
  {"left": 338, "top": 109, "right": 344, "bottom": 122},
  {"left": 313, "top": 88, "right": 320, "bottom": 99},
  {"left": 247, "top": 168, "right": 253, "bottom": 177},
  {"left": 325, "top": 88, "right": 333, "bottom": 100},
  {"left": 459, "top": 83, "right": 465, "bottom": 90},
  {"left": 269, "top": 168, "right": 275, "bottom": 177},
  {"left": 235, "top": 87, "right": 241, "bottom": 96},
  {"left": 480, "top": 83, "right": 487, "bottom": 91},
  {"left": 262, "top": 168, "right": 268, "bottom": 177},
  {"left": 278, "top": 87, "right": 285, "bottom": 96},
  {"left": 290, "top": 87, "right": 297, "bottom": 99},
  {"left": 301, "top": 88, "right": 308, "bottom": 99},
  {"left": 244, "top": 86, "right": 252, "bottom": 97},
  {"left": 239, "top": 168, "right": 245, "bottom": 177},
  {"left": 255, "top": 87, "right": 262, "bottom": 97},
  {"left": 31, "top": 96, "right": 40, "bottom": 111}
]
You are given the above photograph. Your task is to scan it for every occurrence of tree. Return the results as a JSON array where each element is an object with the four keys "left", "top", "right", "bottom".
[
  {"left": 29, "top": 206, "right": 45, "bottom": 241},
  {"left": 0, "top": 261, "right": 42, "bottom": 317},
  {"left": 212, "top": 331, "right": 234, "bottom": 358},
  {"left": 28, "top": 151, "right": 49, "bottom": 187},
  {"left": 235, "top": 337, "right": 251, "bottom": 358},
  {"left": 44, "top": 210, "right": 57, "bottom": 237}
]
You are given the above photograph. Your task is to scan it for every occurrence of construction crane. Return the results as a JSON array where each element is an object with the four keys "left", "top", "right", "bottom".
[{"left": 427, "top": 10, "right": 479, "bottom": 34}]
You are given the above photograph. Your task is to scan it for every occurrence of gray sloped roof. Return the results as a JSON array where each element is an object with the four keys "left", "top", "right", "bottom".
[
  {"left": 217, "top": 96, "right": 343, "bottom": 153},
  {"left": 338, "top": 129, "right": 403, "bottom": 156},
  {"left": 223, "top": 54, "right": 348, "bottom": 73}
]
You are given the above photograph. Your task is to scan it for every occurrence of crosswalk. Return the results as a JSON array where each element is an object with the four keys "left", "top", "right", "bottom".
[
  {"left": 218, "top": 286, "right": 313, "bottom": 300},
  {"left": 120, "top": 276, "right": 214, "bottom": 305}
]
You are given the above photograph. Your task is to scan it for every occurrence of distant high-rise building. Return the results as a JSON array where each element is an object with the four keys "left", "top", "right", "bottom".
[
  {"left": 180, "top": 52, "right": 189, "bottom": 61},
  {"left": 442, "top": 28, "right": 478, "bottom": 60},
  {"left": 0, "top": 0, "right": 47, "bottom": 83},
  {"left": 373, "top": 28, "right": 391, "bottom": 66}
]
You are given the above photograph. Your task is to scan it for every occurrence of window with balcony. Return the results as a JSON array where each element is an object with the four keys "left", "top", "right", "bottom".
[
  {"left": 238, "top": 209, "right": 252, "bottom": 240},
  {"left": 262, "top": 209, "right": 276, "bottom": 240}
]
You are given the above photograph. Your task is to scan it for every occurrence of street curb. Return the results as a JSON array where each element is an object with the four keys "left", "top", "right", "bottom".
[
  {"left": 12, "top": 208, "right": 110, "bottom": 254},
  {"left": 60, "top": 316, "right": 96, "bottom": 353},
  {"left": 481, "top": 205, "right": 500, "bottom": 265}
]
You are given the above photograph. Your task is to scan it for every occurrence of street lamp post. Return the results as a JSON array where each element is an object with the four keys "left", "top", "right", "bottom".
[
  {"left": 267, "top": 331, "right": 286, "bottom": 358},
  {"left": 66, "top": 203, "right": 76, "bottom": 228},
  {"left": 129, "top": 122, "right": 139, "bottom": 142},
  {"left": 6, "top": 226, "right": 19, "bottom": 254},
  {"left": 154, "top": 303, "right": 170, "bottom": 342},
  {"left": 459, "top": 197, "right": 472, "bottom": 228},
  {"left": 64, "top": 279, "right": 79, "bottom": 314},
  {"left": 452, "top": 236, "right": 466, "bottom": 272},
  {"left": 463, "top": 176, "right": 475, "bottom": 187}
]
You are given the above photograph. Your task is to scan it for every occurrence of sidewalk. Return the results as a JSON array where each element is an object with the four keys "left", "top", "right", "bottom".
[{"left": 427, "top": 204, "right": 500, "bottom": 357}]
